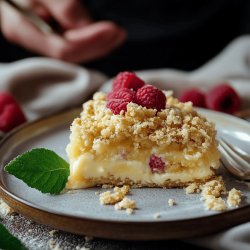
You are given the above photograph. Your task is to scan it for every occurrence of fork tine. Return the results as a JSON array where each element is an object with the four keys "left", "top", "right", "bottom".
[
  {"left": 218, "top": 138, "right": 250, "bottom": 179},
  {"left": 218, "top": 144, "right": 249, "bottom": 179},
  {"left": 220, "top": 138, "right": 250, "bottom": 162},
  {"left": 220, "top": 159, "right": 246, "bottom": 180}
]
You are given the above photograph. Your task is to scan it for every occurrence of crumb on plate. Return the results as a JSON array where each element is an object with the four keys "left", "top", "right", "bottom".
[
  {"left": 227, "top": 188, "right": 242, "bottom": 207},
  {"left": 114, "top": 197, "right": 136, "bottom": 214},
  {"left": 203, "top": 195, "right": 227, "bottom": 211},
  {"left": 201, "top": 177, "right": 226, "bottom": 198},
  {"left": 185, "top": 183, "right": 201, "bottom": 194},
  {"left": 99, "top": 185, "right": 130, "bottom": 205},
  {"left": 168, "top": 198, "right": 176, "bottom": 206},
  {"left": 153, "top": 213, "right": 161, "bottom": 219}
]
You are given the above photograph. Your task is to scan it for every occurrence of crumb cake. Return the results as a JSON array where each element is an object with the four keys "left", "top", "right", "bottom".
[{"left": 66, "top": 75, "right": 220, "bottom": 189}]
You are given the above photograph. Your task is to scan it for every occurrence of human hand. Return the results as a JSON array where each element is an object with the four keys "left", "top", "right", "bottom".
[{"left": 0, "top": 0, "right": 127, "bottom": 63}]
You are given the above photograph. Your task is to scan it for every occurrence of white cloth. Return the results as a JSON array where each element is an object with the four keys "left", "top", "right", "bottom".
[
  {"left": 0, "top": 58, "right": 107, "bottom": 120},
  {"left": 0, "top": 36, "right": 250, "bottom": 250}
]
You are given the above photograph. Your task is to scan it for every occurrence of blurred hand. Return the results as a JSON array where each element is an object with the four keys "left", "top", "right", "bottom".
[{"left": 0, "top": 0, "right": 127, "bottom": 63}]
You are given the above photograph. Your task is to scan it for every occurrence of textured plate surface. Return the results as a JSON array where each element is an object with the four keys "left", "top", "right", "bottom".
[{"left": 0, "top": 108, "right": 250, "bottom": 239}]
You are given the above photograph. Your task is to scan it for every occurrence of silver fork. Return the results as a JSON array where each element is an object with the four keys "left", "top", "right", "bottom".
[{"left": 218, "top": 138, "right": 250, "bottom": 180}]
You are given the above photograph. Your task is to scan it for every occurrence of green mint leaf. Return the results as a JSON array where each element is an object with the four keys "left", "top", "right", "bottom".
[
  {"left": 5, "top": 148, "right": 70, "bottom": 194},
  {"left": 0, "top": 223, "right": 27, "bottom": 250}
]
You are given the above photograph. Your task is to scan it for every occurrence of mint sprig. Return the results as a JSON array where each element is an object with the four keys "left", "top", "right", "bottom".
[
  {"left": 5, "top": 148, "right": 70, "bottom": 194},
  {"left": 0, "top": 223, "right": 27, "bottom": 250}
]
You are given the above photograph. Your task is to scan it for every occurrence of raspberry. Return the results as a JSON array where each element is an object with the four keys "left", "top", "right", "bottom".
[
  {"left": 107, "top": 88, "right": 136, "bottom": 101},
  {"left": 0, "top": 92, "right": 26, "bottom": 132},
  {"left": 149, "top": 155, "right": 165, "bottom": 173},
  {"left": 113, "top": 71, "right": 145, "bottom": 91},
  {"left": 135, "top": 85, "right": 166, "bottom": 111},
  {"left": 179, "top": 88, "right": 206, "bottom": 107},
  {"left": 107, "top": 99, "right": 129, "bottom": 115},
  {"left": 106, "top": 88, "right": 136, "bottom": 115},
  {"left": 205, "top": 84, "right": 241, "bottom": 114}
]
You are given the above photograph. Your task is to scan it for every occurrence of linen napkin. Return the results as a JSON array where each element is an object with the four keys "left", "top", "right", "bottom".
[
  {"left": 0, "top": 58, "right": 107, "bottom": 121},
  {"left": 1, "top": 35, "right": 250, "bottom": 250}
]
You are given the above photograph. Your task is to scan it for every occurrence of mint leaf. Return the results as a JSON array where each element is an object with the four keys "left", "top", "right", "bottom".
[
  {"left": 0, "top": 223, "right": 27, "bottom": 250},
  {"left": 5, "top": 148, "right": 70, "bottom": 194}
]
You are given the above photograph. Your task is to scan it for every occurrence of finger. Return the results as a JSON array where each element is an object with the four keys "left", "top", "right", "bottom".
[
  {"left": 39, "top": 0, "right": 92, "bottom": 29},
  {"left": 1, "top": 3, "right": 127, "bottom": 63},
  {"left": 11, "top": 0, "right": 32, "bottom": 8},
  {"left": 61, "top": 21, "right": 127, "bottom": 62},
  {"left": 3, "top": 0, "right": 51, "bottom": 22},
  {"left": 0, "top": 2, "right": 60, "bottom": 56},
  {"left": 32, "top": 4, "right": 51, "bottom": 22}
]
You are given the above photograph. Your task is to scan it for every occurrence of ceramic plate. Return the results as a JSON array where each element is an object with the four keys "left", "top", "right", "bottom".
[{"left": 0, "top": 108, "right": 249, "bottom": 240}]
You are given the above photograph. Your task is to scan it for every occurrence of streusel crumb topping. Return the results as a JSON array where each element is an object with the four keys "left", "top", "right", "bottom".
[
  {"left": 70, "top": 92, "right": 217, "bottom": 160},
  {"left": 200, "top": 177, "right": 242, "bottom": 211},
  {"left": 204, "top": 195, "right": 227, "bottom": 211},
  {"left": 201, "top": 177, "right": 227, "bottom": 198},
  {"left": 168, "top": 198, "right": 176, "bottom": 206},
  {"left": 227, "top": 188, "right": 242, "bottom": 207},
  {"left": 114, "top": 197, "right": 136, "bottom": 214},
  {"left": 185, "top": 183, "right": 201, "bottom": 194},
  {"left": 99, "top": 185, "right": 130, "bottom": 205}
]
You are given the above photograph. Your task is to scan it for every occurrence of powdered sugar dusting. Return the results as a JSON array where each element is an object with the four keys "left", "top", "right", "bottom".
[{"left": 1, "top": 213, "right": 91, "bottom": 250}]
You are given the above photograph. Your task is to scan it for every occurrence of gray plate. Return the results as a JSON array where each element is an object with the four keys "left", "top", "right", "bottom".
[{"left": 0, "top": 108, "right": 250, "bottom": 240}]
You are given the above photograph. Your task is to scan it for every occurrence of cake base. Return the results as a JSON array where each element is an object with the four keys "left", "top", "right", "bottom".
[{"left": 86, "top": 175, "right": 216, "bottom": 188}]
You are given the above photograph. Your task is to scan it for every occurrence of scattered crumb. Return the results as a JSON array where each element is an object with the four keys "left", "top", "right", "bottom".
[
  {"left": 126, "top": 208, "right": 134, "bottom": 215},
  {"left": 227, "top": 188, "right": 242, "bottom": 207},
  {"left": 84, "top": 236, "right": 94, "bottom": 242},
  {"left": 201, "top": 177, "right": 226, "bottom": 198},
  {"left": 114, "top": 197, "right": 136, "bottom": 214},
  {"left": 203, "top": 195, "right": 227, "bottom": 211},
  {"left": 200, "top": 177, "right": 228, "bottom": 211},
  {"left": 49, "top": 230, "right": 57, "bottom": 237},
  {"left": 99, "top": 191, "right": 119, "bottom": 205},
  {"left": 185, "top": 183, "right": 201, "bottom": 194},
  {"left": 94, "top": 191, "right": 100, "bottom": 195},
  {"left": 0, "top": 199, "right": 14, "bottom": 218},
  {"left": 99, "top": 185, "right": 135, "bottom": 214},
  {"left": 99, "top": 185, "right": 130, "bottom": 205},
  {"left": 113, "top": 185, "right": 130, "bottom": 196},
  {"left": 168, "top": 198, "right": 176, "bottom": 206},
  {"left": 153, "top": 213, "right": 161, "bottom": 219}
]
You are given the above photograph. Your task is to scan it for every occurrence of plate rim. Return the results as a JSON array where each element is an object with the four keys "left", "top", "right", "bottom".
[{"left": 0, "top": 107, "right": 250, "bottom": 240}]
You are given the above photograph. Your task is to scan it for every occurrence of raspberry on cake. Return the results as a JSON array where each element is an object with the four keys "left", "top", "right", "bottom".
[
  {"left": 135, "top": 85, "right": 166, "bottom": 111},
  {"left": 113, "top": 71, "right": 145, "bottom": 91},
  {"left": 66, "top": 72, "right": 220, "bottom": 189}
]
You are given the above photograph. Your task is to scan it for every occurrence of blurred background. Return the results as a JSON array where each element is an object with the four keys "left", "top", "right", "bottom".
[{"left": 1, "top": 0, "right": 250, "bottom": 76}]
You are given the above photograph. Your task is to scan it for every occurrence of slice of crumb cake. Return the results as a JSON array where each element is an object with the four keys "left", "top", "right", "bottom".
[{"left": 66, "top": 72, "right": 220, "bottom": 189}]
